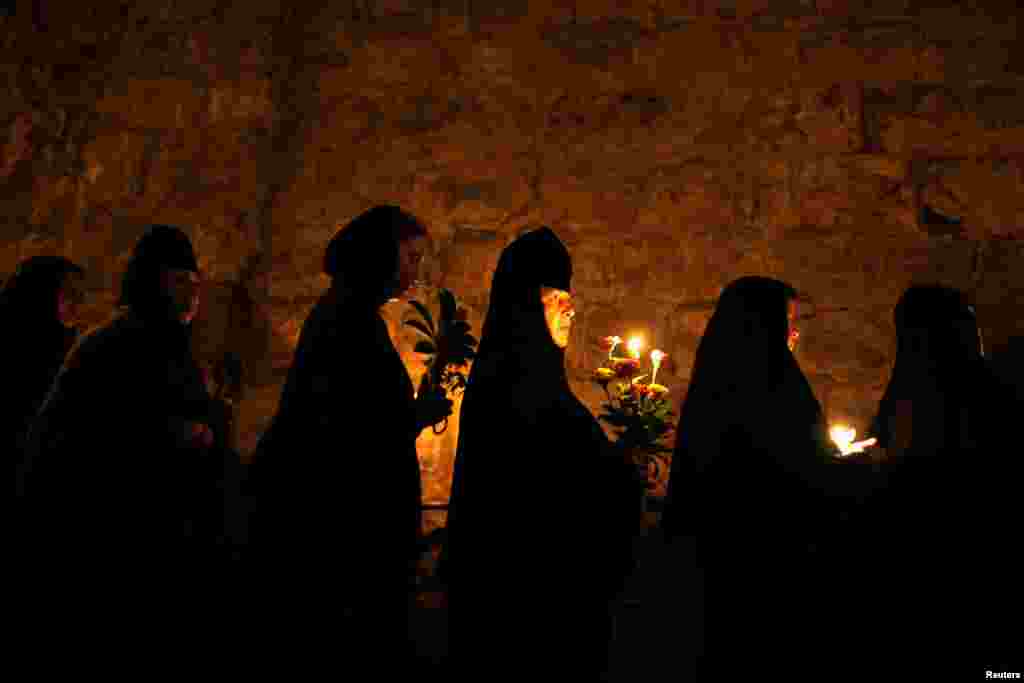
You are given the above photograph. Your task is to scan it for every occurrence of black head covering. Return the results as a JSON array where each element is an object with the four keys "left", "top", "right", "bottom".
[
  {"left": 661, "top": 276, "right": 823, "bottom": 536},
  {"left": 893, "top": 285, "right": 982, "bottom": 366},
  {"left": 4, "top": 256, "right": 83, "bottom": 470},
  {"left": 443, "top": 227, "right": 643, "bottom": 676},
  {"left": 1, "top": 255, "right": 83, "bottom": 325},
  {"left": 872, "top": 284, "right": 997, "bottom": 452},
  {"left": 470, "top": 226, "right": 572, "bottom": 390},
  {"left": 443, "top": 226, "right": 576, "bottom": 575},
  {"left": 323, "top": 205, "right": 427, "bottom": 306},
  {"left": 687, "top": 276, "right": 799, "bottom": 397},
  {"left": 118, "top": 225, "right": 198, "bottom": 317}
]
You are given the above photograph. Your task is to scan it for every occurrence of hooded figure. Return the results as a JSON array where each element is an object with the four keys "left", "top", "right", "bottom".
[
  {"left": 656, "top": 276, "right": 853, "bottom": 676},
  {"left": 442, "top": 227, "right": 644, "bottom": 679},
  {"left": 871, "top": 285, "right": 1011, "bottom": 458},
  {"left": 246, "top": 205, "right": 448, "bottom": 670},
  {"left": 864, "top": 285, "right": 1018, "bottom": 674},
  {"left": 4, "top": 256, "right": 84, "bottom": 471},
  {"left": 18, "top": 226, "right": 231, "bottom": 584}
]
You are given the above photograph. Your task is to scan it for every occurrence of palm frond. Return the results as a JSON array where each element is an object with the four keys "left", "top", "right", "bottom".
[
  {"left": 438, "top": 288, "right": 457, "bottom": 325},
  {"left": 404, "top": 319, "right": 435, "bottom": 340},
  {"left": 414, "top": 341, "right": 437, "bottom": 355},
  {"left": 408, "top": 300, "right": 435, "bottom": 335}
]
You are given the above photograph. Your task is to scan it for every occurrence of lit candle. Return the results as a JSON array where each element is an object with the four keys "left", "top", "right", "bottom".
[
  {"left": 627, "top": 336, "right": 643, "bottom": 359},
  {"left": 650, "top": 349, "right": 666, "bottom": 385},
  {"left": 605, "top": 335, "right": 623, "bottom": 360},
  {"left": 829, "top": 424, "right": 857, "bottom": 456}
]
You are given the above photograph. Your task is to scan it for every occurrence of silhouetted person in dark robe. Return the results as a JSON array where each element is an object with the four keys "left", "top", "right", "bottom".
[
  {"left": 442, "top": 227, "right": 644, "bottom": 681},
  {"left": 246, "top": 205, "right": 451, "bottom": 673},
  {"left": 865, "top": 285, "right": 1018, "bottom": 675},
  {"left": 16, "top": 226, "right": 234, "bottom": 653},
  {"left": 656, "top": 276, "right": 856, "bottom": 677},
  {"left": 5, "top": 256, "right": 84, "bottom": 477}
]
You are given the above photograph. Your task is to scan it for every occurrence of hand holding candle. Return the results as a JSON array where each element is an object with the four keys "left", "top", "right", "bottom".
[{"left": 829, "top": 423, "right": 878, "bottom": 457}]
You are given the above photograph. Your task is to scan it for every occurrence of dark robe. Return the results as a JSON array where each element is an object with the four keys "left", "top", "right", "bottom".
[
  {"left": 246, "top": 209, "right": 424, "bottom": 671},
  {"left": 15, "top": 229, "right": 234, "bottom": 659},
  {"left": 656, "top": 277, "right": 861, "bottom": 676},
  {"left": 864, "top": 286, "right": 1020, "bottom": 675},
  {"left": 4, "top": 256, "right": 81, "bottom": 479},
  {"left": 442, "top": 228, "right": 643, "bottom": 679},
  {"left": 248, "top": 292, "right": 421, "bottom": 593}
]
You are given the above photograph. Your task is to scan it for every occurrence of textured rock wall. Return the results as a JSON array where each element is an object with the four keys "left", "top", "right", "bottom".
[{"left": 3, "top": 1, "right": 1023, "bottom": 509}]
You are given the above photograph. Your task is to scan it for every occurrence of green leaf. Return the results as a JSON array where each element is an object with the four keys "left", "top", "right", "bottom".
[
  {"left": 438, "top": 288, "right": 457, "bottom": 325},
  {"left": 414, "top": 341, "right": 437, "bottom": 354},
  {"left": 404, "top": 319, "right": 435, "bottom": 340},
  {"left": 408, "top": 300, "right": 435, "bottom": 335}
]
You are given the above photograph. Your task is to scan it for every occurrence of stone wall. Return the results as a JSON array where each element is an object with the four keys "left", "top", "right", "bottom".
[{"left": 3, "top": 1, "right": 1023, "bottom": 510}]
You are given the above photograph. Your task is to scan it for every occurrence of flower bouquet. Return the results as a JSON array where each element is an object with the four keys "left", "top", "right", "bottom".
[
  {"left": 403, "top": 287, "right": 478, "bottom": 434},
  {"left": 593, "top": 336, "right": 676, "bottom": 493}
]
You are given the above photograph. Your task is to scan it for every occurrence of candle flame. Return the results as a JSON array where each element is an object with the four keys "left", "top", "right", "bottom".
[
  {"left": 650, "top": 349, "right": 666, "bottom": 365},
  {"left": 829, "top": 424, "right": 857, "bottom": 455},
  {"left": 627, "top": 336, "right": 643, "bottom": 358}
]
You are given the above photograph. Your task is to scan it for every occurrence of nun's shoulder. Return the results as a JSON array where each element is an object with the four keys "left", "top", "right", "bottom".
[{"left": 62, "top": 312, "right": 139, "bottom": 367}]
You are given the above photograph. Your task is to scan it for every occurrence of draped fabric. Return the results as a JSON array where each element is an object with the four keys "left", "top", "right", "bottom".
[
  {"left": 248, "top": 292, "right": 421, "bottom": 593},
  {"left": 244, "top": 206, "right": 425, "bottom": 672},
  {"left": 871, "top": 285, "right": 1010, "bottom": 458},
  {"left": 4, "top": 256, "right": 82, "bottom": 479},
  {"left": 657, "top": 277, "right": 849, "bottom": 676},
  {"left": 14, "top": 227, "right": 234, "bottom": 659},
  {"left": 864, "top": 285, "right": 1020, "bottom": 675},
  {"left": 443, "top": 227, "right": 643, "bottom": 679}
]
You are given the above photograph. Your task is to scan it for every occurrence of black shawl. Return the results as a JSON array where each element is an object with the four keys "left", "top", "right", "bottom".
[
  {"left": 864, "top": 286, "right": 1019, "bottom": 672},
  {"left": 4, "top": 256, "right": 82, "bottom": 473},
  {"left": 656, "top": 276, "right": 851, "bottom": 673},
  {"left": 871, "top": 285, "right": 1012, "bottom": 459},
  {"left": 17, "top": 227, "right": 226, "bottom": 574},
  {"left": 443, "top": 227, "right": 643, "bottom": 677},
  {"left": 661, "top": 276, "right": 840, "bottom": 547},
  {"left": 247, "top": 207, "right": 422, "bottom": 606}
]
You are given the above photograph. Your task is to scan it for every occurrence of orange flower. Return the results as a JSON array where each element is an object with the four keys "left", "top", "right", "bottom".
[
  {"left": 647, "top": 383, "right": 669, "bottom": 398},
  {"left": 629, "top": 382, "right": 651, "bottom": 399}
]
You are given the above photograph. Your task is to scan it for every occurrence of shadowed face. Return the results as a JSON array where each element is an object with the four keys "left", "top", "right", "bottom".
[
  {"left": 541, "top": 286, "right": 575, "bottom": 349},
  {"left": 161, "top": 268, "right": 201, "bottom": 324},
  {"left": 393, "top": 235, "right": 428, "bottom": 299},
  {"left": 787, "top": 299, "right": 800, "bottom": 351}
]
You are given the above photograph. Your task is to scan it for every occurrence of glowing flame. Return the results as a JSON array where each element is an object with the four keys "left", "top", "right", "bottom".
[
  {"left": 627, "top": 336, "right": 643, "bottom": 359},
  {"left": 830, "top": 424, "right": 857, "bottom": 454},
  {"left": 829, "top": 423, "right": 876, "bottom": 457},
  {"left": 650, "top": 349, "right": 666, "bottom": 383}
]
